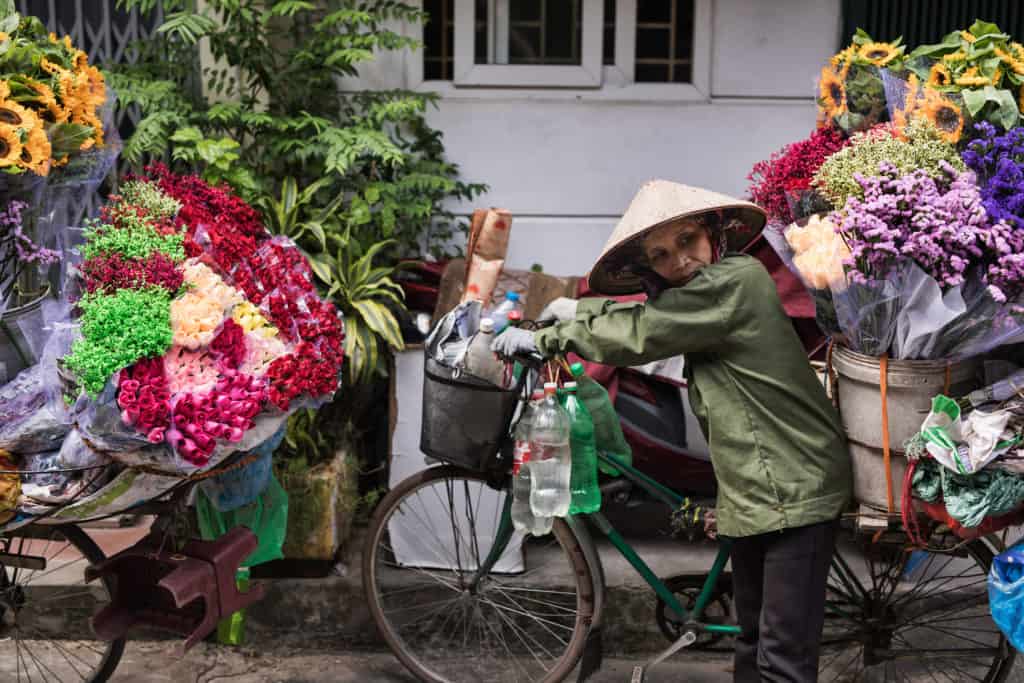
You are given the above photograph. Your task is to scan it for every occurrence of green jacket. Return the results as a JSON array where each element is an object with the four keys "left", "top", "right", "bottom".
[{"left": 534, "top": 254, "right": 851, "bottom": 537}]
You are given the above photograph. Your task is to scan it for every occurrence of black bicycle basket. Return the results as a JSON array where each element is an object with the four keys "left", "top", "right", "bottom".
[{"left": 420, "top": 353, "right": 520, "bottom": 472}]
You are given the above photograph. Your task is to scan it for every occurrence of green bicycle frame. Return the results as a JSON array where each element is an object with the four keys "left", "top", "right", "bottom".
[{"left": 471, "top": 451, "right": 741, "bottom": 637}]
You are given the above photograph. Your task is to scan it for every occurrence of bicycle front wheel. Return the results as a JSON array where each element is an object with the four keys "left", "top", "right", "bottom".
[
  {"left": 363, "top": 465, "right": 595, "bottom": 683},
  {"left": 0, "top": 524, "right": 125, "bottom": 682}
]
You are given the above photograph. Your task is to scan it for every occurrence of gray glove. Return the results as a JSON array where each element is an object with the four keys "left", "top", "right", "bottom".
[
  {"left": 490, "top": 327, "right": 538, "bottom": 359},
  {"left": 537, "top": 297, "right": 579, "bottom": 323}
]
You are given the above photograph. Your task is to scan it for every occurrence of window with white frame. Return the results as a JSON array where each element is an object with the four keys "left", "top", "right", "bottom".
[{"left": 421, "top": 0, "right": 709, "bottom": 93}]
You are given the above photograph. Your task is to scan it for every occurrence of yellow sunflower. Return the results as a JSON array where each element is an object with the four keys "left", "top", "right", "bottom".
[
  {"left": 859, "top": 41, "right": 901, "bottom": 66},
  {"left": 0, "top": 80, "right": 10, "bottom": 100},
  {"left": 73, "top": 49, "right": 89, "bottom": 72},
  {"left": 20, "top": 124, "right": 51, "bottom": 176},
  {"left": 27, "top": 81, "right": 69, "bottom": 124},
  {"left": 78, "top": 64, "right": 106, "bottom": 110},
  {"left": 39, "top": 57, "right": 70, "bottom": 79},
  {"left": 960, "top": 30, "right": 977, "bottom": 43},
  {"left": 920, "top": 89, "right": 964, "bottom": 144},
  {"left": 0, "top": 124, "right": 23, "bottom": 167},
  {"left": 830, "top": 45, "right": 856, "bottom": 70},
  {"left": 819, "top": 66, "right": 847, "bottom": 118},
  {"left": 928, "top": 62, "right": 953, "bottom": 87},
  {"left": 1002, "top": 43, "right": 1024, "bottom": 75},
  {"left": 0, "top": 32, "right": 9, "bottom": 42},
  {"left": 955, "top": 66, "right": 990, "bottom": 87},
  {"left": 943, "top": 50, "right": 967, "bottom": 63},
  {"left": 0, "top": 99, "right": 36, "bottom": 131}
]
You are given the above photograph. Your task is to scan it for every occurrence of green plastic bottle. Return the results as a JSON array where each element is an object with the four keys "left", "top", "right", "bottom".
[
  {"left": 570, "top": 362, "right": 632, "bottom": 476},
  {"left": 562, "top": 381, "right": 601, "bottom": 514}
]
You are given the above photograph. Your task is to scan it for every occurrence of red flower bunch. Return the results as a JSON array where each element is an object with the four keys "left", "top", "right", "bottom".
[
  {"left": 265, "top": 342, "right": 339, "bottom": 410},
  {"left": 117, "top": 358, "right": 172, "bottom": 443},
  {"left": 299, "top": 298, "right": 344, "bottom": 365},
  {"left": 81, "top": 252, "right": 184, "bottom": 295},
  {"left": 747, "top": 126, "right": 848, "bottom": 225},
  {"left": 141, "top": 163, "right": 265, "bottom": 272},
  {"left": 166, "top": 371, "right": 268, "bottom": 466},
  {"left": 209, "top": 319, "right": 247, "bottom": 370}
]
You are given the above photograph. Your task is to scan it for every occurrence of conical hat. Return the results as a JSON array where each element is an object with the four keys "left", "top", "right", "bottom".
[{"left": 589, "top": 180, "right": 767, "bottom": 295}]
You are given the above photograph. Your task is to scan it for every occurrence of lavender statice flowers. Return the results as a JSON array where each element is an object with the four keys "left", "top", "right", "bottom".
[
  {"left": 962, "top": 122, "right": 1024, "bottom": 229},
  {"left": 836, "top": 160, "right": 1024, "bottom": 302},
  {"left": 0, "top": 200, "right": 60, "bottom": 302}
]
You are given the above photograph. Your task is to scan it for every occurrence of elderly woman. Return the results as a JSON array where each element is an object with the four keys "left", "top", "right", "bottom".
[{"left": 493, "top": 180, "right": 851, "bottom": 682}]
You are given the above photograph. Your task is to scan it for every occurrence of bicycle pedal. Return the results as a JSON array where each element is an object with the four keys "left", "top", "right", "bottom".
[{"left": 630, "top": 665, "right": 645, "bottom": 683}]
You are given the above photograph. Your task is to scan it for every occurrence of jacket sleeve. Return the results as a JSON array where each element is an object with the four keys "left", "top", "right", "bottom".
[{"left": 533, "top": 270, "right": 734, "bottom": 365}]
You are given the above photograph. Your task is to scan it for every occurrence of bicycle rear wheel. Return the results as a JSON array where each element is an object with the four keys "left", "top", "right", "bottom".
[
  {"left": 363, "top": 465, "right": 595, "bottom": 683},
  {"left": 819, "top": 531, "right": 1014, "bottom": 682},
  {"left": 0, "top": 524, "right": 125, "bottom": 682}
]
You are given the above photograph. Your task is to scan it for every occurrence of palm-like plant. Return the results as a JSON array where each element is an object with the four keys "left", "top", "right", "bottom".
[
  {"left": 312, "top": 228, "right": 406, "bottom": 385},
  {"left": 256, "top": 176, "right": 346, "bottom": 252}
]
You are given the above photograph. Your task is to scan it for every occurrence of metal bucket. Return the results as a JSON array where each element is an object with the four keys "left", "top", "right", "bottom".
[
  {"left": 831, "top": 345, "right": 981, "bottom": 510},
  {"left": 0, "top": 289, "right": 49, "bottom": 386}
]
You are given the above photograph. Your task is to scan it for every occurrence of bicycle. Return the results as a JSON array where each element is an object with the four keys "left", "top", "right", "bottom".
[
  {"left": 0, "top": 453, "right": 251, "bottom": 682},
  {"left": 363, "top": 350, "right": 1016, "bottom": 682}
]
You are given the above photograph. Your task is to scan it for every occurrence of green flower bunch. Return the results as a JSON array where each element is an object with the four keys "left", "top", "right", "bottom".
[
  {"left": 813, "top": 119, "right": 965, "bottom": 207},
  {"left": 65, "top": 287, "right": 173, "bottom": 396},
  {"left": 117, "top": 180, "right": 181, "bottom": 221},
  {"left": 80, "top": 213, "right": 185, "bottom": 262}
]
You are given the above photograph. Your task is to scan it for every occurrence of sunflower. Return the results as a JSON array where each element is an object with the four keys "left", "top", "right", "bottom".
[
  {"left": 920, "top": 89, "right": 964, "bottom": 144},
  {"left": 859, "top": 41, "right": 901, "bottom": 66},
  {"left": 20, "top": 124, "right": 51, "bottom": 176},
  {"left": 943, "top": 50, "right": 967, "bottom": 63},
  {"left": 39, "top": 57, "right": 70, "bottom": 79},
  {"left": 73, "top": 49, "right": 89, "bottom": 72},
  {"left": 0, "top": 32, "right": 10, "bottom": 42},
  {"left": 830, "top": 45, "right": 856, "bottom": 70},
  {"left": 0, "top": 124, "right": 23, "bottom": 168},
  {"left": 928, "top": 62, "right": 953, "bottom": 87},
  {"left": 27, "top": 80, "right": 69, "bottom": 124},
  {"left": 1000, "top": 43, "right": 1024, "bottom": 75},
  {"left": 0, "top": 99, "right": 36, "bottom": 131},
  {"left": 960, "top": 30, "right": 977, "bottom": 43},
  {"left": 78, "top": 64, "right": 106, "bottom": 110},
  {"left": 955, "top": 66, "right": 990, "bottom": 87},
  {"left": 819, "top": 67, "right": 848, "bottom": 118},
  {"left": 0, "top": 81, "right": 9, "bottom": 100}
]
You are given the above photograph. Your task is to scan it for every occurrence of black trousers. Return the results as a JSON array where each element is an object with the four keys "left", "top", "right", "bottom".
[{"left": 728, "top": 520, "right": 838, "bottom": 683}]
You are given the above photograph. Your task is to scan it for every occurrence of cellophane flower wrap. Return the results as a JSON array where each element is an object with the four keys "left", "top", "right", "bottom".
[
  {"left": 62, "top": 165, "right": 344, "bottom": 474},
  {"left": 753, "top": 21, "right": 1024, "bottom": 361}
]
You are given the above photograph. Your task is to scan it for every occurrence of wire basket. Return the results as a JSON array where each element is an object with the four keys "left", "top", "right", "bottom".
[{"left": 420, "top": 353, "right": 521, "bottom": 472}]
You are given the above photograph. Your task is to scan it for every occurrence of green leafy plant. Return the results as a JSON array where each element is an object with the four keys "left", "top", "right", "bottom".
[
  {"left": 109, "top": 0, "right": 486, "bottom": 260},
  {"left": 317, "top": 229, "right": 406, "bottom": 384}
]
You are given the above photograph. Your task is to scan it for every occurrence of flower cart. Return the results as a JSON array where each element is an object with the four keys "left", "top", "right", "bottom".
[{"left": 752, "top": 21, "right": 1024, "bottom": 670}]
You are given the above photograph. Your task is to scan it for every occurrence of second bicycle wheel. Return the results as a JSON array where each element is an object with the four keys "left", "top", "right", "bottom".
[
  {"left": 819, "top": 531, "right": 1015, "bottom": 682},
  {"left": 363, "top": 465, "right": 595, "bottom": 683}
]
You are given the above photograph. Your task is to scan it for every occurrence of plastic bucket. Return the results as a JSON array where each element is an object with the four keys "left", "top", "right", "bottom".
[
  {"left": 0, "top": 289, "right": 49, "bottom": 386},
  {"left": 831, "top": 345, "right": 981, "bottom": 510}
]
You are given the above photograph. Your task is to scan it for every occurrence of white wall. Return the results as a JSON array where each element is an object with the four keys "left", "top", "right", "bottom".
[{"left": 354, "top": 0, "right": 843, "bottom": 277}]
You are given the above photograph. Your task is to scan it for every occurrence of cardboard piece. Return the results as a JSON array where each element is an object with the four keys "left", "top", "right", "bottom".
[{"left": 433, "top": 258, "right": 579, "bottom": 324}]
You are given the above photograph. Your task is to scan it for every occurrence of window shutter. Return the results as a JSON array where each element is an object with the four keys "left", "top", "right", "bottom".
[{"left": 841, "top": 0, "right": 1024, "bottom": 47}]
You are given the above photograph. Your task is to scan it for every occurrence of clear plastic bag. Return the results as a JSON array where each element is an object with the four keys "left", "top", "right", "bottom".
[
  {"left": 990, "top": 543, "right": 1024, "bottom": 651},
  {"left": 0, "top": 363, "right": 70, "bottom": 454}
]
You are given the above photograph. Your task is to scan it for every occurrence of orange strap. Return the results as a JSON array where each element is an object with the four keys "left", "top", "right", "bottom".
[{"left": 880, "top": 355, "right": 895, "bottom": 513}]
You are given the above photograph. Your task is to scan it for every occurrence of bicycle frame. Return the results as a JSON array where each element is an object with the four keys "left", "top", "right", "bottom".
[{"left": 471, "top": 446, "right": 741, "bottom": 639}]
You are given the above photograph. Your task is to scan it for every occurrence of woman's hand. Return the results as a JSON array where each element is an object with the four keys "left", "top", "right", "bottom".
[
  {"left": 537, "top": 297, "right": 579, "bottom": 323},
  {"left": 490, "top": 327, "right": 538, "bottom": 358}
]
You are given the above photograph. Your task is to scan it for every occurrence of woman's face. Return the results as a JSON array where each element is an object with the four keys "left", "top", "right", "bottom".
[{"left": 641, "top": 219, "right": 714, "bottom": 286}]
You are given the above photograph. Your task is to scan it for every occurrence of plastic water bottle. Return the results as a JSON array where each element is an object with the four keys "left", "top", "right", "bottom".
[
  {"left": 512, "top": 391, "right": 553, "bottom": 535},
  {"left": 463, "top": 318, "right": 504, "bottom": 385},
  {"left": 562, "top": 382, "right": 601, "bottom": 514},
  {"left": 490, "top": 292, "right": 521, "bottom": 333},
  {"left": 529, "top": 382, "right": 572, "bottom": 517}
]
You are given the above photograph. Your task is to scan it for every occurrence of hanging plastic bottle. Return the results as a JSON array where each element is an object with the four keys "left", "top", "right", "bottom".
[
  {"left": 490, "top": 292, "right": 521, "bottom": 333},
  {"left": 562, "top": 381, "right": 601, "bottom": 514},
  {"left": 512, "top": 390, "right": 553, "bottom": 535},
  {"left": 570, "top": 361, "right": 633, "bottom": 475},
  {"left": 463, "top": 318, "right": 505, "bottom": 385},
  {"left": 529, "top": 382, "right": 572, "bottom": 517}
]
